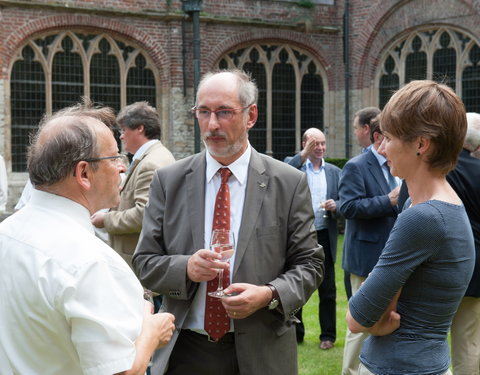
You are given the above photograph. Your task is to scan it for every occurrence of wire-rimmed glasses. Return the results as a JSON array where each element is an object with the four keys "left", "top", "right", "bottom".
[{"left": 191, "top": 105, "right": 251, "bottom": 121}]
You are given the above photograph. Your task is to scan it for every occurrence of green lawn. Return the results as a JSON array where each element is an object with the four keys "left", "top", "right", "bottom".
[{"left": 298, "top": 234, "right": 347, "bottom": 375}]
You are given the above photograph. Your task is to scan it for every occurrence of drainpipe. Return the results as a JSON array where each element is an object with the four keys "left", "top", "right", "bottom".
[
  {"left": 343, "top": 0, "right": 351, "bottom": 159},
  {"left": 182, "top": 0, "right": 203, "bottom": 153}
]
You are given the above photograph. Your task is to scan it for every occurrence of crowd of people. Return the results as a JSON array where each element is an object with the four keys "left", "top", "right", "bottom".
[{"left": 0, "top": 69, "right": 478, "bottom": 375}]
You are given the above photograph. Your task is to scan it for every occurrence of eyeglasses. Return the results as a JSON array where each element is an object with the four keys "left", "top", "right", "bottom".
[
  {"left": 84, "top": 155, "right": 124, "bottom": 163},
  {"left": 191, "top": 105, "right": 251, "bottom": 121}
]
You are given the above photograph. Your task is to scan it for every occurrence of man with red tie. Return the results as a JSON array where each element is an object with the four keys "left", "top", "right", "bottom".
[{"left": 133, "top": 69, "right": 324, "bottom": 375}]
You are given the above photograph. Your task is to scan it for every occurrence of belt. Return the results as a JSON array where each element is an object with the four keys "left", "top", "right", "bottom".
[{"left": 183, "top": 329, "right": 235, "bottom": 344}]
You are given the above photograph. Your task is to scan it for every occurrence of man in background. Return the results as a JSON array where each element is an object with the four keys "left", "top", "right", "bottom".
[
  {"left": 447, "top": 112, "right": 480, "bottom": 375},
  {"left": 287, "top": 128, "right": 341, "bottom": 350},
  {"left": 0, "top": 102, "right": 174, "bottom": 375},
  {"left": 339, "top": 116, "right": 400, "bottom": 375},
  {"left": 91, "top": 101, "right": 175, "bottom": 267}
]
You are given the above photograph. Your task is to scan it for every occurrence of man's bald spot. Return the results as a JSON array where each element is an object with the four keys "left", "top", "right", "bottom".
[
  {"left": 37, "top": 115, "right": 107, "bottom": 148},
  {"left": 303, "top": 127, "right": 325, "bottom": 141}
]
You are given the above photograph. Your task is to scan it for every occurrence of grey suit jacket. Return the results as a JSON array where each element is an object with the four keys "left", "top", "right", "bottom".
[
  {"left": 104, "top": 141, "right": 175, "bottom": 267},
  {"left": 133, "top": 148, "right": 324, "bottom": 375},
  {"left": 287, "top": 153, "right": 341, "bottom": 261}
]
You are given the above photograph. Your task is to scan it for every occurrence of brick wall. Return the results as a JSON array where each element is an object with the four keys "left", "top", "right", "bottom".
[{"left": 0, "top": 0, "right": 479, "bottom": 210}]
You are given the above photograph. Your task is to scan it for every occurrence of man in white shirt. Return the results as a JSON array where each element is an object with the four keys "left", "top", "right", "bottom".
[
  {"left": 0, "top": 102, "right": 175, "bottom": 375},
  {"left": 287, "top": 128, "right": 342, "bottom": 350},
  {"left": 91, "top": 101, "right": 175, "bottom": 268}
]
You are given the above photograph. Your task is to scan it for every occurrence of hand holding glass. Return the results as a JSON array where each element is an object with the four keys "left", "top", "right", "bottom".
[
  {"left": 208, "top": 229, "right": 235, "bottom": 298},
  {"left": 320, "top": 201, "right": 329, "bottom": 218}
]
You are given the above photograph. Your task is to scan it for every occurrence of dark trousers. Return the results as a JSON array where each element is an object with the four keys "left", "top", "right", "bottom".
[
  {"left": 165, "top": 330, "right": 239, "bottom": 375},
  {"left": 296, "top": 229, "right": 336, "bottom": 343}
]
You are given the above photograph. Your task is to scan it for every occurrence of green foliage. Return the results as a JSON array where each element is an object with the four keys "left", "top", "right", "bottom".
[
  {"left": 297, "top": 0, "right": 315, "bottom": 9},
  {"left": 325, "top": 157, "right": 348, "bottom": 169}
]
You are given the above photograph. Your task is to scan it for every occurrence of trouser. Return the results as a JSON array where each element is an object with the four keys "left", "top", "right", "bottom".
[
  {"left": 165, "top": 330, "right": 239, "bottom": 375},
  {"left": 451, "top": 296, "right": 480, "bottom": 375},
  {"left": 295, "top": 230, "right": 336, "bottom": 343},
  {"left": 342, "top": 274, "right": 368, "bottom": 375}
]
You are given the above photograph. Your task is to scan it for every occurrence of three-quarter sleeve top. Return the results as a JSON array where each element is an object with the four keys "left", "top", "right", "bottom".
[{"left": 349, "top": 200, "right": 475, "bottom": 375}]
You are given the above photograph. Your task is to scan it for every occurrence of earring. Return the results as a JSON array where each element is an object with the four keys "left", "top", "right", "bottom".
[{"left": 416, "top": 152, "right": 420, "bottom": 156}]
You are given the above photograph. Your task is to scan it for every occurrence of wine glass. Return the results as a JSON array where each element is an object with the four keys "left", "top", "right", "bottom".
[
  {"left": 208, "top": 229, "right": 235, "bottom": 298},
  {"left": 319, "top": 201, "right": 329, "bottom": 218}
]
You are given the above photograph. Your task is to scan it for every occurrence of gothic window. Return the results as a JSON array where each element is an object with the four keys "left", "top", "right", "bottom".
[
  {"left": 218, "top": 44, "right": 326, "bottom": 161},
  {"left": 377, "top": 27, "right": 480, "bottom": 110},
  {"left": 9, "top": 31, "right": 158, "bottom": 172}
]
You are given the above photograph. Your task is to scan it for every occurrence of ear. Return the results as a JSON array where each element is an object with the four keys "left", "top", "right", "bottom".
[
  {"left": 137, "top": 124, "right": 145, "bottom": 134},
  {"left": 246, "top": 104, "right": 258, "bottom": 130},
  {"left": 417, "top": 136, "right": 431, "bottom": 156},
  {"left": 74, "top": 161, "right": 93, "bottom": 190}
]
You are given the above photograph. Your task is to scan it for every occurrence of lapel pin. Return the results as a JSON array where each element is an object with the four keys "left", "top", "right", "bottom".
[{"left": 258, "top": 182, "right": 266, "bottom": 188}]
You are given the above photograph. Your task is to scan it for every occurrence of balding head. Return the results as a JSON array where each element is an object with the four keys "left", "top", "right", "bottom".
[
  {"left": 465, "top": 112, "right": 480, "bottom": 153},
  {"left": 28, "top": 102, "right": 117, "bottom": 187},
  {"left": 302, "top": 128, "right": 325, "bottom": 143}
]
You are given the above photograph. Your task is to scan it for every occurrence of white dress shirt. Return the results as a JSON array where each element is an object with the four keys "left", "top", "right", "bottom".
[
  {"left": 183, "top": 145, "right": 251, "bottom": 331},
  {"left": 0, "top": 189, "right": 144, "bottom": 375}
]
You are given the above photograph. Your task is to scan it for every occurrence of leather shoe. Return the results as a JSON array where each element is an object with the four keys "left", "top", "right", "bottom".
[{"left": 319, "top": 340, "right": 334, "bottom": 350}]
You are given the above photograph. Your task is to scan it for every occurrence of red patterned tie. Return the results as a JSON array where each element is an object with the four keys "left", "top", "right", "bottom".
[{"left": 204, "top": 168, "right": 232, "bottom": 341}]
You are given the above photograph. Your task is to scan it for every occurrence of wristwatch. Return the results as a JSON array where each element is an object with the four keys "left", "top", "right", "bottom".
[{"left": 266, "top": 284, "right": 280, "bottom": 310}]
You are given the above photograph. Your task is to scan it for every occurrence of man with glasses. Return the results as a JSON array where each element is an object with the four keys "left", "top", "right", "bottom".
[
  {"left": 91, "top": 101, "right": 175, "bottom": 269},
  {"left": 133, "top": 69, "right": 324, "bottom": 375},
  {"left": 0, "top": 102, "right": 175, "bottom": 375}
]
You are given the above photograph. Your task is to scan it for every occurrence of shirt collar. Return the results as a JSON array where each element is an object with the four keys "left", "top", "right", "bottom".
[
  {"left": 133, "top": 139, "right": 159, "bottom": 161},
  {"left": 371, "top": 145, "right": 387, "bottom": 167},
  {"left": 206, "top": 143, "right": 251, "bottom": 185},
  {"left": 305, "top": 158, "right": 325, "bottom": 171},
  {"left": 29, "top": 189, "right": 95, "bottom": 234}
]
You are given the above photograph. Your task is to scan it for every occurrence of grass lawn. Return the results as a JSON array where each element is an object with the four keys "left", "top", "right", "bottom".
[{"left": 298, "top": 234, "right": 347, "bottom": 375}]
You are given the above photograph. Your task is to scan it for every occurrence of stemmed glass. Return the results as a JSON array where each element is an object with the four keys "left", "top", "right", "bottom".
[
  {"left": 319, "top": 201, "right": 329, "bottom": 218},
  {"left": 208, "top": 229, "right": 235, "bottom": 298}
]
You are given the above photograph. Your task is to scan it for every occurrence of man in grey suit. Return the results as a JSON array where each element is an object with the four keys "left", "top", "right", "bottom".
[
  {"left": 133, "top": 70, "right": 324, "bottom": 375},
  {"left": 287, "top": 128, "right": 341, "bottom": 350},
  {"left": 339, "top": 117, "right": 400, "bottom": 375}
]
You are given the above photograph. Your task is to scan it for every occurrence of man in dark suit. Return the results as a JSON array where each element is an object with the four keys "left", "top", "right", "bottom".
[
  {"left": 339, "top": 117, "right": 400, "bottom": 375},
  {"left": 447, "top": 112, "right": 480, "bottom": 375},
  {"left": 133, "top": 70, "right": 324, "bottom": 375},
  {"left": 287, "top": 128, "right": 341, "bottom": 350}
]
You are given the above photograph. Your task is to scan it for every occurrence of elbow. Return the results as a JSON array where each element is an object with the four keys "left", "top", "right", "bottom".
[{"left": 346, "top": 310, "right": 365, "bottom": 334}]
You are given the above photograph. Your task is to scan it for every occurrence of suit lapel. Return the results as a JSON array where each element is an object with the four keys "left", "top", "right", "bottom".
[
  {"left": 120, "top": 158, "right": 140, "bottom": 190},
  {"left": 233, "top": 149, "right": 268, "bottom": 277},
  {"left": 325, "top": 164, "right": 333, "bottom": 198},
  {"left": 186, "top": 152, "right": 207, "bottom": 253},
  {"left": 366, "top": 151, "right": 389, "bottom": 195}
]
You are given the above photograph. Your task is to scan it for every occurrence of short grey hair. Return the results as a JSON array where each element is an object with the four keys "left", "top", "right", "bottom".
[
  {"left": 117, "top": 101, "right": 162, "bottom": 140},
  {"left": 28, "top": 101, "right": 116, "bottom": 186},
  {"left": 196, "top": 69, "right": 258, "bottom": 108}
]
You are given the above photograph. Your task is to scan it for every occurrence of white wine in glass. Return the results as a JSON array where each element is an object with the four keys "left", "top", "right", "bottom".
[{"left": 208, "top": 229, "right": 235, "bottom": 298}]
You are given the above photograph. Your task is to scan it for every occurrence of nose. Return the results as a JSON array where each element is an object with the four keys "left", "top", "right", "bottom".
[
  {"left": 207, "top": 112, "right": 220, "bottom": 131},
  {"left": 117, "top": 158, "right": 127, "bottom": 173},
  {"left": 378, "top": 138, "right": 387, "bottom": 156}
]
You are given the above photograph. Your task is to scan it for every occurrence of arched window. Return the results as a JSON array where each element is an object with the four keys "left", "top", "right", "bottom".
[
  {"left": 377, "top": 27, "right": 480, "bottom": 110},
  {"left": 218, "top": 44, "right": 326, "bottom": 161},
  {"left": 9, "top": 31, "right": 159, "bottom": 172}
]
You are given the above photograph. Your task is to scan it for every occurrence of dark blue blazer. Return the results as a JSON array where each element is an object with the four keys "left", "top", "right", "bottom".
[
  {"left": 447, "top": 148, "right": 480, "bottom": 297},
  {"left": 339, "top": 150, "right": 399, "bottom": 277},
  {"left": 287, "top": 153, "right": 341, "bottom": 262}
]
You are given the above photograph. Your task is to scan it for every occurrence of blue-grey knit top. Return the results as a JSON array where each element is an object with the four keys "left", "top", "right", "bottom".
[{"left": 349, "top": 200, "right": 475, "bottom": 375}]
